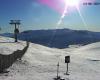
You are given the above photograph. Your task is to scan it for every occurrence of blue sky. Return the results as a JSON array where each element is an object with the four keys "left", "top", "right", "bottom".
[{"left": 0, "top": 0, "right": 100, "bottom": 33}]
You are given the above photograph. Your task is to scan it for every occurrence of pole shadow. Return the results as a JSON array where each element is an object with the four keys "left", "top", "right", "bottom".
[{"left": 0, "top": 41, "right": 29, "bottom": 73}]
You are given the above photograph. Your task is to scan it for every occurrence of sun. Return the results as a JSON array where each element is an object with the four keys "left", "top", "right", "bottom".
[{"left": 64, "top": 0, "right": 80, "bottom": 6}]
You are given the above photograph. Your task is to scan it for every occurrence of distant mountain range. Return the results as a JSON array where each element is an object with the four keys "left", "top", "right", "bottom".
[{"left": 1, "top": 28, "right": 100, "bottom": 48}]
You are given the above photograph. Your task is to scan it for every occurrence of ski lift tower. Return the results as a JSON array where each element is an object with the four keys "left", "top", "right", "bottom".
[{"left": 9, "top": 20, "right": 21, "bottom": 42}]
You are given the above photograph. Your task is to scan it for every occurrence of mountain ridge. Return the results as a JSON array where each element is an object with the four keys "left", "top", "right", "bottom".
[{"left": 1, "top": 28, "right": 100, "bottom": 48}]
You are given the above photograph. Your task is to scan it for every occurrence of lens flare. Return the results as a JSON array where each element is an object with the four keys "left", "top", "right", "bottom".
[
  {"left": 57, "top": 6, "right": 68, "bottom": 26},
  {"left": 64, "top": 0, "right": 80, "bottom": 6},
  {"left": 76, "top": 6, "right": 87, "bottom": 27},
  {"left": 57, "top": 0, "right": 81, "bottom": 26}
]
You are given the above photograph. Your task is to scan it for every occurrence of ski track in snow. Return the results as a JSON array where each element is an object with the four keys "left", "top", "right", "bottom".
[{"left": 0, "top": 36, "right": 100, "bottom": 80}]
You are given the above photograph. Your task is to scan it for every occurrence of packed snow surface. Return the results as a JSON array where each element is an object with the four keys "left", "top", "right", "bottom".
[{"left": 0, "top": 36, "right": 100, "bottom": 80}]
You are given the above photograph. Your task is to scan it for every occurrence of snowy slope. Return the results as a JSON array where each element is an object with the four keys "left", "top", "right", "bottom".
[{"left": 0, "top": 36, "right": 100, "bottom": 80}]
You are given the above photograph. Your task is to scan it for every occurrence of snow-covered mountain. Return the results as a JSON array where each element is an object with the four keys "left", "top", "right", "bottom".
[
  {"left": 1, "top": 29, "right": 100, "bottom": 48},
  {"left": 0, "top": 36, "right": 100, "bottom": 80}
]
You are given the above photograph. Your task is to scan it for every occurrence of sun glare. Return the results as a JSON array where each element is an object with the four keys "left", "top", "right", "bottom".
[{"left": 64, "top": 0, "right": 80, "bottom": 6}]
